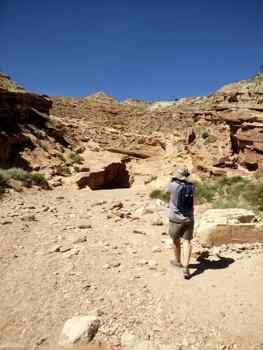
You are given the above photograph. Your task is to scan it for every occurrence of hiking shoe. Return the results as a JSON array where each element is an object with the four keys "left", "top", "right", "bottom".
[
  {"left": 170, "top": 260, "right": 183, "bottom": 268},
  {"left": 183, "top": 267, "right": 190, "bottom": 279}
]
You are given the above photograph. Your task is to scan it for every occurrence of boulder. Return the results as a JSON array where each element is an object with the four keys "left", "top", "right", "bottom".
[
  {"left": 75, "top": 151, "right": 131, "bottom": 189},
  {"left": 58, "top": 315, "right": 100, "bottom": 347},
  {"left": 199, "top": 209, "right": 258, "bottom": 225},
  {"left": 199, "top": 223, "right": 263, "bottom": 247},
  {"left": 198, "top": 209, "right": 263, "bottom": 247}
]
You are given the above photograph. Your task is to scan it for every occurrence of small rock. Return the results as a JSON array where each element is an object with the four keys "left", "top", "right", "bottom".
[
  {"left": 103, "top": 264, "right": 111, "bottom": 270},
  {"left": 152, "top": 246, "right": 161, "bottom": 253},
  {"left": 112, "top": 262, "right": 121, "bottom": 268},
  {"left": 111, "top": 201, "right": 123, "bottom": 210},
  {"left": 58, "top": 314, "right": 100, "bottom": 346},
  {"left": 47, "top": 244, "right": 61, "bottom": 253},
  {"left": 78, "top": 224, "right": 92, "bottom": 229},
  {"left": 78, "top": 166, "right": 90, "bottom": 172},
  {"left": 133, "top": 229, "right": 146, "bottom": 235},
  {"left": 192, "top": 248, "right": 210, "bottom": 260},
  {"left": 1, "top": 220, "right": 12, "bottom": 225},
  {"left": 72, "top": 235, "right": 87, "bottom": 244},
  {"left": 91, "top": 200, "right": 107, "bottom": 207},
  {"left": 21, "top": 215, "right": 36, "bottom": 222},
  {"left": 50, "top": 177, "right": 63, "bottom": 187},
  {"left": 63, "top": 248, "right": 80, "bottom": 258},
  {"left": 152, "top": 218, "right": 164, "bottom": 226},
  {"left": 26, "top": 205, "right": 36, "bottom": 210},
  {"left": 148, "top": 260, "right": 158, "bottom": 269},
  {"left": 134, "top": 207, "right": 154, "bottom": 216},
  {"left": 138, "top": 259, "right": 148, "bottom": 266},
  {"left": 42, "top": 206, "right": 49, "bottom": 212},
  {"left": 59, "top": 244, "right": 72, "bottom": 253},
  {"left": 162, "top": 238, "right": 173, "bottom": 249}
]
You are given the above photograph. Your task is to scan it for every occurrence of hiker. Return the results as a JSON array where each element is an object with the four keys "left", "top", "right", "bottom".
[{"left": 165, "top": 167, "right": 194, "bottom": 279}]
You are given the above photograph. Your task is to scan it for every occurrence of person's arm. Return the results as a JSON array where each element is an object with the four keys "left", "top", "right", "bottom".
[{"left": 164, "top": 183, "right": 171, "bottom": 203}]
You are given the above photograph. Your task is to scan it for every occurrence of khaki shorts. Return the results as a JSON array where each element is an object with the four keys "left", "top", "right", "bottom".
[{"left": 169, "top": 221, "right": 194, "bottom": 242}]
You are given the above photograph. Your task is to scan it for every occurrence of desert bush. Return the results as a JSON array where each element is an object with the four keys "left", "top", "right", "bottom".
[
  {"left": 0, "top": 168, "right": 48, "bottom": 191},
  {"left": 243, "top": 182, "right": 263, "bottom": 210},
  {"left": 68, "top": 151, "right": 84, "bottom": 164},
  {"left": 154, "top": 175, "right": 263, "bottom": 213},
  {"left": 254, "top": 169, "right": 263, "bottom": 180},
  {"left": 0, "top": 172, "right": 7, "bottom": 186},
  {"left": 57, "top": 153, "right": 66, "bottom": 162},
  {"left": 193, "top": 180, "right": 217, "bottom": 203},
  {"left": 149, "top": 188, "right": 168, "bottom": 202},
  {"left": 196, "top": 176, "right": 263, "bottom": 212},
  {"left": 52, "top": 164, "right": 71, "bottom": 176},
  {"left": 203, "top": 134, "right": 217, "bottom": 145}
]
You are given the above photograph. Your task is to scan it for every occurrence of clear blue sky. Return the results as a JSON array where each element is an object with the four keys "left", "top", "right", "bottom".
[{"left": 1, "top": 0, "right": 262, "bottom": 101}]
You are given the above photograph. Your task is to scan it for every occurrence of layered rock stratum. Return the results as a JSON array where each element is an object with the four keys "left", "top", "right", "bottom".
[
  {"left": 1, "top": 71, "right": 263, "bottom": 188},
  {"left": 51, "top": 71, "right": 263, "bottom": 177}
]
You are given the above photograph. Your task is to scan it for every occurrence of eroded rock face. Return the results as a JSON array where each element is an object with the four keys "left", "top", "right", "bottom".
[
  {"left": 2, "top": 71, "right": 263, "bottom": 178},
  {"left": 0, "top": 74, "right": 75, "bottom": 171},
  {"left": 51, "top": 74, "right": 263, "bottom": 176}
]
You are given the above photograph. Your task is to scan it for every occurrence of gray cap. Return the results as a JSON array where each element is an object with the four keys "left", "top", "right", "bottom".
[{"left": 174, "top": 166, "right": 191, "bottom": 180}]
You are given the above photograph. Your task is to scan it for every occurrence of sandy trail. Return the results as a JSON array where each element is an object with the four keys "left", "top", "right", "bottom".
[{"left": 0, "top": 187, "right": 263, "bottom": 349}]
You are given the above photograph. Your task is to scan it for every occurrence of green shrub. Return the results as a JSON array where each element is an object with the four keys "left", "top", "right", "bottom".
[
  {"left": 254, "top": 169, "right": 263, "bottom": 180},
  {"left": 149, "top": 189, "right": 168, "bottom": 202},
  {"left": 0, "top": 172, "right": 7, "bottom": 186},
  {"left": 193, "top": 180, "right": 217, "bottom": 203},
  {"left": 156, "top": 175, "right": 263, "bottom": 214},
  {"left": 212, "top": 197, "right": 248, "bottom": 209},
  {"left": 68, "top": 152, "right": 84, "bottom": 164},
  {"left": 201, "top": 176, "right": 263, "bottom": 212},
  {"left": 0, "top": 168, "right": 48, "bottom": 191},
  {"left": 203, "top": 134, "right": 217, "bottom": 145},
  {"left": 243, "top": 182, "right": 263, "bottom": 210}
]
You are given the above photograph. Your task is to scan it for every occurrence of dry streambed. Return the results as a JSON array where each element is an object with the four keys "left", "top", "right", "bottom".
[{"left": 0, "top": 188, "right": 263, "bottom": 350}]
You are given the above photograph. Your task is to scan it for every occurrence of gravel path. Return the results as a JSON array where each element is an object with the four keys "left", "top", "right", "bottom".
[{"left": 0, "top": 187, "right": 263, "bottom": 349}]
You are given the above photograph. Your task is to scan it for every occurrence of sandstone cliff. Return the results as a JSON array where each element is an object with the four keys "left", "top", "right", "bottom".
[
  {"left": 1, "top": 71, "right": 262, "bottom": 183},
  {"left": 0, "top": 73, "right": 78, "bottom": 173},
  {"left": 51, "top": 72, "right": 263, "bottom": 176}
]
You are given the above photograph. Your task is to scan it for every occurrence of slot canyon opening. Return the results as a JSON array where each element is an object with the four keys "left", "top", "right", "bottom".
[{"left": 230, "top": 128, "right": 239, "bottom": 154}]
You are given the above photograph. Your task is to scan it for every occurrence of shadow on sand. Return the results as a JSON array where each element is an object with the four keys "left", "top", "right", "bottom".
[{"left": 188, "top": 256, "right": 235, "bottom": 279}]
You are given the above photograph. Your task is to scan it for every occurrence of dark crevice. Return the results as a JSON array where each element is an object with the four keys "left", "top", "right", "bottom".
[{"left": 229, "top": 126, "right": 240, "bottom": 154}]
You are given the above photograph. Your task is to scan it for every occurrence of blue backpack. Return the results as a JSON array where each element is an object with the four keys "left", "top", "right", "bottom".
[{"left": 176, "top": 181, "right": 194, "bottom": 212}]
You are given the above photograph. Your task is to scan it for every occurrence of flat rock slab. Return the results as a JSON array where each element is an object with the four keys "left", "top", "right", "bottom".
[
  {"left": 199, "top": 223, "right": 263, "bottom": 247},
  {"left": 199, "top": 208, "right": 257, "bottom": 225}
]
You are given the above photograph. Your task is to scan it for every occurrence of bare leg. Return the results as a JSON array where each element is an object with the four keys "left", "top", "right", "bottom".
[
  {"left": 182, "top": 239, "right": 192, "bottom": 275},
  {"left": 173, "top": 239, "right": 181, "bottom": 264}
]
